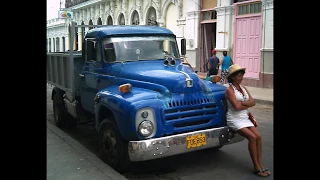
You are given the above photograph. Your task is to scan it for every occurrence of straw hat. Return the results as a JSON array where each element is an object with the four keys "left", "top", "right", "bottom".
[{"left": 226, "top": 64, "right": 246, "bottom": 78}]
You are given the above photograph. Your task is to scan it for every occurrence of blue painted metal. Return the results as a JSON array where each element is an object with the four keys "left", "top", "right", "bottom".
[
  {"left": 90, "top": 59, "right": 227, "bottom": 141},
  {"left": 85, "top": 25, "right": 175, "bottom": 39}
]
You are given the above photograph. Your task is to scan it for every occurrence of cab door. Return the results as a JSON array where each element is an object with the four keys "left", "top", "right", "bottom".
[{"left": 80, "top": 39, "right": 103, "bottom": 113}]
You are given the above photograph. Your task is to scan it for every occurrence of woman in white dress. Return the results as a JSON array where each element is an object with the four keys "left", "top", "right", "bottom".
[{"left": 225, "top": 64, "right": 271, "bottom": 177}]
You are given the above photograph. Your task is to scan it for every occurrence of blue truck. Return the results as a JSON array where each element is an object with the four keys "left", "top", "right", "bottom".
[{"left": 46, "top": 22, "right": 244, "bottom": 172}]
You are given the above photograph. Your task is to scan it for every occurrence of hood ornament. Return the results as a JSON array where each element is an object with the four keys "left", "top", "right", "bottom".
[{"left": 179, "top": 71, "right": 193, "bottom": 87}]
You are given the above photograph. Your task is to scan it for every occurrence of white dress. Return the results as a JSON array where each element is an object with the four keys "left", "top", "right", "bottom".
[{"left": 226, "top": 84, "right": 254, "bottom": 131}]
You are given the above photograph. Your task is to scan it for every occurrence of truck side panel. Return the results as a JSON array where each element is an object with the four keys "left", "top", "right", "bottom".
[{"left": 47, "top": 52, "right": 84, "bottom": 98}]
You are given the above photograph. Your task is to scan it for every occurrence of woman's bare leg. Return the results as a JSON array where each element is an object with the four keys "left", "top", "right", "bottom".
[
  {"left": 238, "top": 127, "right": 267, "bottom": 176},
  {"left": 248, "top": 126, "right": 271, "bottom": 175}
]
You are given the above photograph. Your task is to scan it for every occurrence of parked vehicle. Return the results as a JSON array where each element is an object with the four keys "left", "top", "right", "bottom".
[{"left": 47, "top": 22, "right": 244, "bottom": 172}]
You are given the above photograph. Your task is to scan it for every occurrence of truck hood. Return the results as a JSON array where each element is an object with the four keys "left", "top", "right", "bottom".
[{"left": 115, "top": 60, "right": 213, "bottom": 94}]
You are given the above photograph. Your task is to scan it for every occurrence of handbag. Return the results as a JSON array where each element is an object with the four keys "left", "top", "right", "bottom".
[{"left": 248, "top": 112, "right": 258, "bottom": 127}]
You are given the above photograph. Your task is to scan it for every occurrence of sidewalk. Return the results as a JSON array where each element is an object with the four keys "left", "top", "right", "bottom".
[{"left": 47, "top": 120, "right": 128, "bottom": 180}]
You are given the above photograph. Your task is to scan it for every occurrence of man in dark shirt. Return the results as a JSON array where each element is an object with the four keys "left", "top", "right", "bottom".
[{"left": 207, "top": 49, "right": 220, "bottom": 76}]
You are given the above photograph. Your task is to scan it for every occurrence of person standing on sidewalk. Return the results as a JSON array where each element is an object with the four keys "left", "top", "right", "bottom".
[
  {"left": 206, "top": 49, "right": 220, "bottom": 76},
  {"left": 225, "top": 64, "right": 271, "bottom": 177},
  {"left": 218, "top": 51, "right": 233, "bottom": 85}
]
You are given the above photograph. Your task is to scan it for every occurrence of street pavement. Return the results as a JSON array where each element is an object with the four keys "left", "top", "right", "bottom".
[
  {"left": 47, "top": 118, "right": 128, "bottom": 180},
  {"left": 46, "top": 85, "right": 273, "bottom": 180}
]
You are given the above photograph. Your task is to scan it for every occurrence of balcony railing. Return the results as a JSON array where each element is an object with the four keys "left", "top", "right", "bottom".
[{"left": 65, "top": 0, "right": 89, "bottom": 8}]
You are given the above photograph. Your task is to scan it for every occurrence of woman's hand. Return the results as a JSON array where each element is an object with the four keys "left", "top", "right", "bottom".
[{"left": 226, "top": 87, "right": 248, "bottom": 110}]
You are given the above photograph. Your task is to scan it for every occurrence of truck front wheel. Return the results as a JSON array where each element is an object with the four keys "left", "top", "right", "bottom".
[{"left": 99, "top": 118, "right": 131, "bottom": 173}]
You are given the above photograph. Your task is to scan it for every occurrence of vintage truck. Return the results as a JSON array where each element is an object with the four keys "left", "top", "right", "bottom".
[{"left": 46, "top": 22, "right": 244, "bottom": 172}]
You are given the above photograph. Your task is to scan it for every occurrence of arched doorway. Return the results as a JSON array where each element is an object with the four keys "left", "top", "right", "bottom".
[
  {"left": 74, "top": 22, "right": 78, "bottom": 51},
  {"left": 118, "top": 13, "right": 125, "bottom": 25},
  {"left": 131, "top": 10, "right": 139, "bottom": 25},
  {"left": 62, "top": 37, "right": 66, "bottom": 52},
  {"left": 56, "top": 37, "right": 60, "bottom": 52},
  {"left": 97, "top": 17, "right": 102, "bottom": 25},
  {"left": 53, "top": 38, "right": 56, "bottom": 52},
  {"left": 146, "top": 7, "right": 157, "bottom": 25},
  {"left": 49, "top": 39, "right": 52, "bottom": 52},
  {"left": 89, "top": 19, "right": 93, "bottom": 30},
  {"left": 107, "top": 16, "right": 113, "bottom": 25}
]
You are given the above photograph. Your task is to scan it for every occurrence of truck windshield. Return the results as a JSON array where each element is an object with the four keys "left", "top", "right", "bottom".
[{"left": 102, "top": 36, "right": 180, "bottom": 62}]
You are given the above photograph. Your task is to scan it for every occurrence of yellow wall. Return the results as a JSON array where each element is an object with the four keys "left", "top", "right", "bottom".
[{"left": 202, "top": 0, "right": 217, "bottom": 9}]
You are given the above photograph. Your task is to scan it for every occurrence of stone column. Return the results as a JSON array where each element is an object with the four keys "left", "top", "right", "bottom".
[
  {"left": 110, "top": 0, "right": 115, "bottom": 15},
  {"left": 137, "top": 0, "right": 142, "bottom": 24},
  {"left": 78, "top": 27, "right": 82, "bottom": 51},
  {"left": 262, "top": 0, "right": 273, "bottom": 50},
  {"left": 215, "top": 6, "right": 233, "bottom": 51},
  {"left": 185, "top": 0, "right": 200, "bottom": 68}
]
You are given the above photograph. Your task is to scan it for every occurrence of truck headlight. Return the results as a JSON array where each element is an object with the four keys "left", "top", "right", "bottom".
[
  {"left": 138, "top": 120, "right": 154, "bottom": 136},
  {"left": 136, "top": 108, "right": 156, "bottom": 138}
]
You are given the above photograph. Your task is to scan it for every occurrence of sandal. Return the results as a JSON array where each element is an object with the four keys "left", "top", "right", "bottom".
[
  {"left": 262, "top": 168, "right": 271, "bottom": 176},
  {"left": 253, "top": 169, "right": 268, "bottom": 177}
]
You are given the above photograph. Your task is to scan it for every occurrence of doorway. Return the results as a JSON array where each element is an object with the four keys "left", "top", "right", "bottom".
[{"left": 200, "top": 23, "right": 216, "bottom": 72}]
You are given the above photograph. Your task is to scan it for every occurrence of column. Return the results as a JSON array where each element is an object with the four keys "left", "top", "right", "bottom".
[
  {"left": 185, "top": 0, "right": 200, "bottom": 68},
  {"left": 78, "top": 30, "right": 82, "bottom": 51},
  {"left": 215, "top": 5, "right": 233, "bottom": 51},
  {"left": 262, "top": 0, "right": 273, "bottom": 50}
]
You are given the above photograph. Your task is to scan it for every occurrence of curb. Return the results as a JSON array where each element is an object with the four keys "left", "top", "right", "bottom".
[{"left": 47, "top": 120, "right": 128, "bottom": 180}]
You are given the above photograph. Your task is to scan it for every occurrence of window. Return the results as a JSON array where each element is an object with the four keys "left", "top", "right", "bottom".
[
  {"left": 85, "top": 40, "right": 97, "bottom": 62},
  {"left": 202, "top": 10, "right": 217, "bottom": 21},
  {"left": 237, "top": 2, "right": 262, "bottom": 15},
  {"left": 102, "top": 36, "right": 179, "bottom": 62}
]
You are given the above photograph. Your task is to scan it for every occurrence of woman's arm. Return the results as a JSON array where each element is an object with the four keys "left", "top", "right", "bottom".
[
  {"left": 241, "top": 86, "right": 256, "bottom": 107},
  {"left": 219, "top": 57, "right": 224, "bottom": 66},
  {"left": 226, "top": 86, "right": 249, "bottom": 110}
]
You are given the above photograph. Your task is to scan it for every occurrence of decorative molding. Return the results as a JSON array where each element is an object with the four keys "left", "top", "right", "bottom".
[
  {"left": 177, "top": 19, "right": 186, "bottom": 25},
  {"left": 187, "top": 10, "right": 200, "bottom": 18},
  {"left": 215, "top": 6, "right": 234, "bottom": 16},
  {"left": 178, "top": 1, "right": 183, "bottom": 19},
  {"left": 262, "top": 0, "right": 273, "bottom": 9},
  {"left": 260, "top": 48, "right": 273, "bottom": 52}
]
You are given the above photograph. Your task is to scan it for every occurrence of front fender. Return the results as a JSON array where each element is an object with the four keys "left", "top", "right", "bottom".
[{"left": 95, "top": 85, "right": 165, "bottom": 141}]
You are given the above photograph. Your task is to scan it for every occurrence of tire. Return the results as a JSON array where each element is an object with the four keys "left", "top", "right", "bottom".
[
  {"left": 99, "top": 118, "right": 131, "bottom": 173},
  {"left": 53, "top": 94, "right": 76, "bottom": 128}
]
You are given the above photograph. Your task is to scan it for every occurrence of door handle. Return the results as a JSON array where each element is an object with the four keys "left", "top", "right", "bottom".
[{"left": 79, "top": 74, "right": 84, "bottom": 77}]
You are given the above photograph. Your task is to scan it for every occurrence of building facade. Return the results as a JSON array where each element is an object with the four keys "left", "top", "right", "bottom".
[{"left": 46, "top": 0, "right": 273, "bottom": 88}]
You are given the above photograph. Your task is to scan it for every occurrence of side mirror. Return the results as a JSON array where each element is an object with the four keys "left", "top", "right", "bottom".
[{"left": 181, "top": 38, "right": 186, "bottom": 56}]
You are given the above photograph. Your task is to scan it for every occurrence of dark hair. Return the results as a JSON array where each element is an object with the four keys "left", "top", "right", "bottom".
[
  {"left": 223, "top": 51, "right": 227, "bottom": 56},
  {"left": 227, "top": 70, "right": 245, "bottom": 83}
]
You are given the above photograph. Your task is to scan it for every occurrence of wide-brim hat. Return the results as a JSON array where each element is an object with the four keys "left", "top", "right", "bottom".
[{"left": 226, "top": 64, "right": 246, "bottom": 79}]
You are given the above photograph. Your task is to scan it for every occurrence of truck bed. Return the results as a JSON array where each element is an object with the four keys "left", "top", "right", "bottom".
[{"left": 47, "top": 51, "right": 83, "bottom": 99}]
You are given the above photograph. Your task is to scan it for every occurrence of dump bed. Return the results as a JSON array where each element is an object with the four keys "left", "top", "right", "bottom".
[{"left": 47, "top": 51, "right": 84, "bottom": 99}]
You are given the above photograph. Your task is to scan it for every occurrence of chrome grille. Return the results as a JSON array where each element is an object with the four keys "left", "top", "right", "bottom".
[{"left": 164, "top": 96, "right": 219, "bottom": 128}]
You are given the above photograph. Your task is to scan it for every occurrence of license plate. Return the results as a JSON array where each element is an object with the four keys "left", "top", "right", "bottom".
[{"left": 186, "top": 134, "right": 206, "bottom": 148}]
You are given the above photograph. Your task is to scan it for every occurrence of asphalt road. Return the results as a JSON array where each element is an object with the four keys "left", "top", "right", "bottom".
[{"left": 47, "top": 85, "right": 273, "bottom": 180}]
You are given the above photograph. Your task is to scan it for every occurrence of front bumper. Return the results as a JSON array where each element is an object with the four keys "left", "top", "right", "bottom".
[{"left": 128, "top": 126, "right": 245, "bottom": 161}]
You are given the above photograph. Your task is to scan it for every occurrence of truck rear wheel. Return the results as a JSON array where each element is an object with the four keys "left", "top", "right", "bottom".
[
  {"left": 53, "top": 94, "right": 76, "bottom": 128},
  {"left": 99, "top": 118, "right": 131, "bottom": 173}
]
